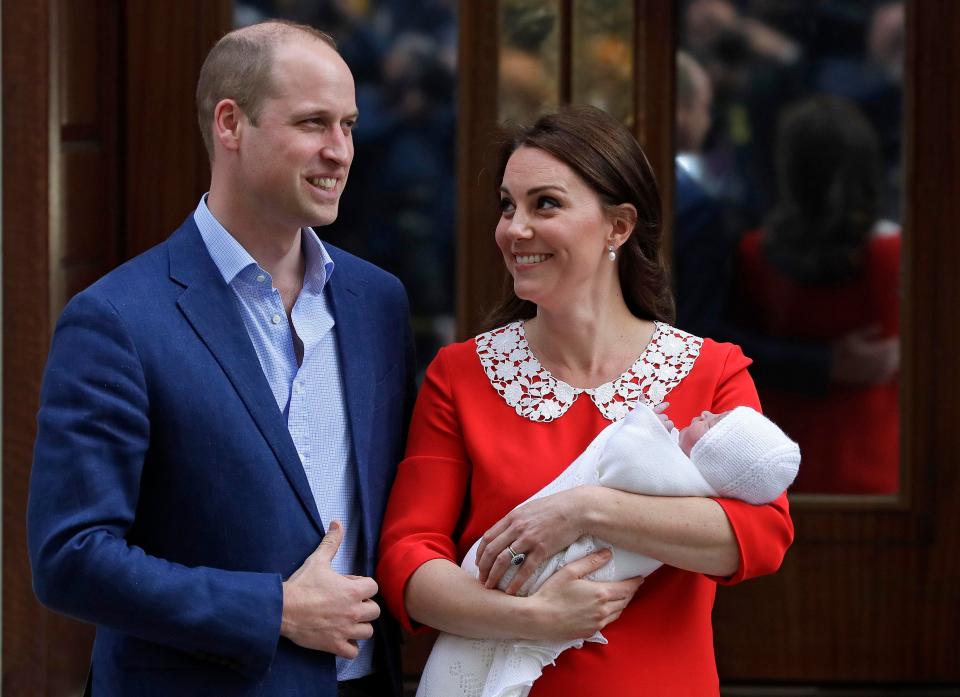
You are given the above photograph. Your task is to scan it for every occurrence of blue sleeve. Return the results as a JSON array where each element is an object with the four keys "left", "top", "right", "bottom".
[{"left": 27, "top": 291, "right": 283, "bottom": 679}]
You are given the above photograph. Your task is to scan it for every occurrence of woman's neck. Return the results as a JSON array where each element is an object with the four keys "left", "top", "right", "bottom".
[{"left": 523, "top": 300, "right": 655, "bottom": 389}]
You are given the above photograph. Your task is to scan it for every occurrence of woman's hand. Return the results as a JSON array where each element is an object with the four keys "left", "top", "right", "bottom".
[
  {"left": 525, "top": 549, "right": 644, "bottom": 641},
  {"left": 476, "top": 487, "right": 594, "bottom": 594}
]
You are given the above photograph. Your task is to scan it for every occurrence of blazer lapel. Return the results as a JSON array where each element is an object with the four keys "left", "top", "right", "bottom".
[
  {"left": 167, "top": 221, "right": 325, "bottom": 535},
  {"left": 326, "top": 268, "right": 377, "bottom": 555}
]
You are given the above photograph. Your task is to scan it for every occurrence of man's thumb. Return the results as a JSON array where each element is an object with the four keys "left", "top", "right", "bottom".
[{"left": 314, "top": 520, "right": 344, "bottom": 563}]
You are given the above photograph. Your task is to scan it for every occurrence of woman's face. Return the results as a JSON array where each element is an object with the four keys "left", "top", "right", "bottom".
[{"left": 495, "top": 146, "right": 618, "bottom": 309}]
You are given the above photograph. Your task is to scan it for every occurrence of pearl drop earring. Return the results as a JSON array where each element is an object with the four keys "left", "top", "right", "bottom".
[{"left": 608, "top": 244, "right": 617, "bottom": 261}]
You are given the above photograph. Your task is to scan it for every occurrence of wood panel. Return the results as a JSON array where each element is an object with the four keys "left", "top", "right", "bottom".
[
  {"left": 123, "top": 1, "right": 231, "bottom": 256},
  {"left": 2, "top": 2, "right": 58, "bottom": 694},
  {"left": 634, "top": 0, "right": 675, "bottom": 258},
  {"left": 56, "top": 0, "right": 122, "bottom": 314},
  {"left": 712, "top": 0, "right": 960, "bottom": 683},
  {"left": 455, "top": 1, "right": 503, "bottom": 339}
]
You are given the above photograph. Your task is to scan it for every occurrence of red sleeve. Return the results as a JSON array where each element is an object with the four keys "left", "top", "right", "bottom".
[
  {"left": 873, "top": 233, "right": 901, "bottom": 336},
  {"left": 706, "top": 343, "right": 795, "bottom": 585},
  {"left": 377, "top": 348, "right": 470, "bottom": 632}
]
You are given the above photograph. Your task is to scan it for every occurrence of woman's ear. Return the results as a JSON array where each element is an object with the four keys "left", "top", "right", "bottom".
[{"left": 609, "top": 203, "right": 639, "bottom": 250}]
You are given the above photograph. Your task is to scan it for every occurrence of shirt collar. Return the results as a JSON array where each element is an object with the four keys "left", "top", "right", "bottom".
[
  {"left": 301, "top": 226, "right": 335, "bottom": 295},
  {"left": 193, "top": 194, "right": 335, "bottom": 291}
]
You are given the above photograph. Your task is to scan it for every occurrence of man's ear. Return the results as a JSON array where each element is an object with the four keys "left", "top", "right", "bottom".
[
  {"left": 213, "top": 99, "right": 244, "bottom": 153},
  {"left": 609, "top": 202, "right": 638, "bottom": 251}
]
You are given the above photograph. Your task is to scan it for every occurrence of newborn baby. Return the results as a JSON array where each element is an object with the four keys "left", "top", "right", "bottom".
[
  {"left": 416, "top": 403, "right": 800, "bottom": 697},
  {"left": 675, "top": 409, "right": 730, "bottom": 456}
]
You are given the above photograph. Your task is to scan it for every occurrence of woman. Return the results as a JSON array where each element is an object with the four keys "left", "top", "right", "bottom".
[
  {"left": 377, "top": 105, "right": 793, "bottom": 695},
  {"left": 734, "top": 96, "right": 900, "bottom": 494}
]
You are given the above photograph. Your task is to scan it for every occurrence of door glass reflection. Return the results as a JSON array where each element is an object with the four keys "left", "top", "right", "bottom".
[
  {"left": 498, "top": 0, "right": 561, "bottom": 124},
  {"left": 571, "top": 0, "right": 634, "bottom": 126},
  {"left": 673, "top": 0, "right": 905, "bottom": 495}
]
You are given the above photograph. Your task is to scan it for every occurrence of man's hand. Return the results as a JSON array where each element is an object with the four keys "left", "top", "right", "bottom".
[{"left": 280, "top": 521, "right": 380, "bottom": 658}]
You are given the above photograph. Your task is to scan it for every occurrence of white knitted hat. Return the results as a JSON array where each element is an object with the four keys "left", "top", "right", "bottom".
[{"left": 689, "top": 406, "right": 800, "bottom": 504}]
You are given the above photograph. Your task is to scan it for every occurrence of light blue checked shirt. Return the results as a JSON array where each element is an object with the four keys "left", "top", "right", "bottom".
[{"left": 194, "top": 196, "right": 372, "bottom": 680}]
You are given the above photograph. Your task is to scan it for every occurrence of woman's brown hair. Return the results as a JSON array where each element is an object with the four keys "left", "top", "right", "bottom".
[
  {"left": 484, "top": 104, "right": 675, "bottom": 330},
  {"left": 764, "top": 95, "right": 883, "bottom": 284}
]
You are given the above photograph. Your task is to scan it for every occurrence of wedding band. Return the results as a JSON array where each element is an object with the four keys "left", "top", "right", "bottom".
[{"left": 507, "top": 545, "right": 526, "bottom": 566}]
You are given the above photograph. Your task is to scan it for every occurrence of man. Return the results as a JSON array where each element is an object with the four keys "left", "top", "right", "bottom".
[
  {"left": 676, "top": 50, "right": 714, "bottom": 164},
  {"left": 674, "top": 49, "right": 730, "bottom": 337},
  {"left": 28, "top": 20, "right": 413, "bottom": 696}
]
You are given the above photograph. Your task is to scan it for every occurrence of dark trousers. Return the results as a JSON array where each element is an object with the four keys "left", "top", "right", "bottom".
[
  {"left": 338, "top": 671, "right": 391, "bottom": 697},
  {"left": 85, "top": 668, "right": 391, "bottom": 697}
]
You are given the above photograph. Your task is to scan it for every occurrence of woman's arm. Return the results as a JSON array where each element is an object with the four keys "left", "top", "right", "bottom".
[
  {"left": 582, "top": 488, "right": 738, "bottom": 575},
  {"left": 477, "top": 486, "right": 737, "bottom": 593},
  {"left": 405, "top": 551, "right": 643, "bottom": 641}
]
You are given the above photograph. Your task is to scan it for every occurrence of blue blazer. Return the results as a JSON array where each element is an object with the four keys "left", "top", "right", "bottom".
[{"left": 27, "top": 217, "right": 414, "bottom": 696}]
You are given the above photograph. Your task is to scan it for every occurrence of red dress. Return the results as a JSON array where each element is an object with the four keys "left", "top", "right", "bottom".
[
  {"left": 735, "top": 230, "right": 900, "bottom": 494},
  {"left": 377, "top": 322, "right": 793, "bottom": 696}
]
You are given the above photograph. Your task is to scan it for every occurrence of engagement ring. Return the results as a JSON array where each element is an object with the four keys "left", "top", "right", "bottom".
[{"left": 507, "top": 545, "right": 526, "bottom": 566}]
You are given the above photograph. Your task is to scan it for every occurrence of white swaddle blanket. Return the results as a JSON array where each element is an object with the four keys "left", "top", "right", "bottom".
[{"left": 415, "top": 404, "right": 798, "bottom": 697}]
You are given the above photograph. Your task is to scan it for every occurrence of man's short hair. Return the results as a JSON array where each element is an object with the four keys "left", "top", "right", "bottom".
[{"left": 196, "top": 20, "right": 336, "bottom": 159}]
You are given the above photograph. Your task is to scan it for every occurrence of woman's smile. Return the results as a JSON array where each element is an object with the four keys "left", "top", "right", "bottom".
[{"left": 514, "top": 253, "right": 554, "bottom": 266}]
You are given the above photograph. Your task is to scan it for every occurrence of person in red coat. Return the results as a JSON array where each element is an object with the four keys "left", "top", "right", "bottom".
[
  {"left": 734, "top": 95, "right": 900, "bottom": 494},
  {"left": 378, "top": 105, "right": 794, "bottom": 695}
]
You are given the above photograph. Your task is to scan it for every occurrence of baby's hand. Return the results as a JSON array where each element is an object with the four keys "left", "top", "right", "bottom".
[{"left": 653, "top": 402, "right": 674, "bottom": 432}]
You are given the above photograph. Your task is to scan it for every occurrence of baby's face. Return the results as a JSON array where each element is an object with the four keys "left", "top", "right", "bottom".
[{"left": 679, "top": 410, "right": 729, "bottom": 456}]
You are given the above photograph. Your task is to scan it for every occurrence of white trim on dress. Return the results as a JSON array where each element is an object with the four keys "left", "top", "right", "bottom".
[{"left": 475, "top": 321, "right": 703, "bottom": 422}]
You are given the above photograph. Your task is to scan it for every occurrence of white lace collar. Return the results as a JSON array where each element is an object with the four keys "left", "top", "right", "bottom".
[{"left": 475, "top": 321, "right": 703, "bottom": 423}]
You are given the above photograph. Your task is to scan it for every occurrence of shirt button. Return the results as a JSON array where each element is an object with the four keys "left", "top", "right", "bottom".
[
  {"left": 272, "top": 314, "right": 282, "bottom": 325},
  {"left": 294, "top": 383, "right": 303, "bottom": 394},
  {"left": 256, "top": 274, "right": 266, "bottom": 283}
]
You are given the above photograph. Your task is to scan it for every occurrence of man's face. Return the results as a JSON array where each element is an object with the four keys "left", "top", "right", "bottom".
[{"left": 238, "top": 39, "right": 357, "bottom": 231}]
